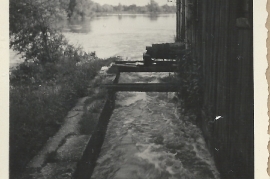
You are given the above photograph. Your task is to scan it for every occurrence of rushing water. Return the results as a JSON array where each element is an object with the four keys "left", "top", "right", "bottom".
[{"left": 91, "top": 72, "right": 220, "bottom": 179}]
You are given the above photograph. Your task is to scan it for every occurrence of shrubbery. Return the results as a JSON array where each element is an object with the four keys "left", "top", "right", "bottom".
[
  {"left": 10, "top": 48, "right": 114, "bottom": 177},
  {"left": 176, "top": 51, "right": 203, "bottom": 112},
  {"left": 9, "top": 0, "right": 116, "bottom": 177}
]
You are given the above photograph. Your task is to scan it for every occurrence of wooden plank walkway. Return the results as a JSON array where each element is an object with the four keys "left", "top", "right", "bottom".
[{"left": 102, "top": 83, "right": 179, "bottom": 92}]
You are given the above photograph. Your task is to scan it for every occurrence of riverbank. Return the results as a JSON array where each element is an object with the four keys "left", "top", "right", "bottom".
[
  {"left": 20, "top": 67, "right": 117, "bottom": 179},
  {"left": 9, "top": 55, "right": 118, "bottom": 178}
]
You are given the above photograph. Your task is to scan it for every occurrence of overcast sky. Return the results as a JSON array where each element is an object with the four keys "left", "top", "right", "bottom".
[{"left": 92, "top": 0, "right": 176, "bottom": 6}]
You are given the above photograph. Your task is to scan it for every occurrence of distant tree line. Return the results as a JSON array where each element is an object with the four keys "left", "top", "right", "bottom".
[{"left": 69, "top": 0, "right": 176, "bottom": 20}]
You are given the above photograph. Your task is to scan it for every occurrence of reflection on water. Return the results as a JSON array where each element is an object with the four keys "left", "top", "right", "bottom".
[
  {"left": 148, "top": 14, "right": 159, "bottom": 21},
  {"left": 118, "top": 15, "right": 122, "bottom": 20},
  {"left": 60, "top": 18, "right": 92, "bottom": 34},
  {"left": 63, "top": 14, "right": 176, "bottom": 60},
  {"left": 62, "top": 14, "right": 172, "bottom": 33},
  {"left": 10, "top": 14, "right": 175, "bottom": 67}
]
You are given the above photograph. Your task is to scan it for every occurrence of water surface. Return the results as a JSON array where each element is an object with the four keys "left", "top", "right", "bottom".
[
  {"left": 91, "top": 73, "right": 220, "bottom": 179},
  {"left": 10, "top": 14, "right": 175, "bottom": 67},
  {"left": 63, "top": 14, "right": 176, "bottom": 60}
]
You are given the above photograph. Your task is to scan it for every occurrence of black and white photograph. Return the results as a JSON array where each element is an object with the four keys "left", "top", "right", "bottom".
[{"left": 4, "top": 0, "right": 268, "bottom": 178}]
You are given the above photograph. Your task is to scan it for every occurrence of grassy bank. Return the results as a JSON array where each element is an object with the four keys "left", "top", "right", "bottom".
[{"left": 9, "top": 54, "right": 117, "bottom": 178}]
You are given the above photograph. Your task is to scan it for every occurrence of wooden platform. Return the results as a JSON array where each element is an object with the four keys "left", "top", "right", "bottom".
[{"left": 102, "top": 83, "right": 179, "bottom": 92}]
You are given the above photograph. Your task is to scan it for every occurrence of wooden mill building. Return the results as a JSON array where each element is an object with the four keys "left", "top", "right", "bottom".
[{"left": 175, "top": 0, "right": 253, "bottom": 178}]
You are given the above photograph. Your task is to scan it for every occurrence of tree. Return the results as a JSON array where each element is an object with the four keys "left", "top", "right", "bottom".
[
  {"left": 161, "top": 4, "right": 176, "bottom": 13},
  {"left": 147, "top": 0, "right": 161, "bottom": 13},
  {"left": 102, "top": 4, "right": 114, "bottom": 12},
  {"left": 137, "top": 6, "right": 148, "bottom": 13},
  {"left": 128, "top": 4, "right": 137, "bottom": 12},
  {"left": 10, "top": 0, "right": 68, "bottom": 65},
  {"left": 70, "top": 0, "right": 95, "bottom": 20},
  {"left": 116, "top": 3, "right": 123, "bottom": 12}
]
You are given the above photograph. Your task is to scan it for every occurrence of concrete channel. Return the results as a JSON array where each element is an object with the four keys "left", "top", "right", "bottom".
[
  {"left": 73, "top": 63, "right": 220, "bottom": 179},
  {"left": 73, "top": 90, "right": 116, "bottom": 179}
]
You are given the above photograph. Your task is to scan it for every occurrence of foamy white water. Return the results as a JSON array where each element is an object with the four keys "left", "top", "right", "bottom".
[{"left": 91, "top": 73, "right": 220, "bottom": 179}]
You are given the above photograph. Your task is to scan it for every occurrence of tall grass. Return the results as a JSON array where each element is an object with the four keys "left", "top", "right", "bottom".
[{"left": 9, "top": 53, "right": 115, "bottom": 178}]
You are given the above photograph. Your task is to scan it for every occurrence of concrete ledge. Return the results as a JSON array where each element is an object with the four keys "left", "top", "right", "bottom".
[
  {"left": 73, "top": 91, "right": 116, "bottom": 179},
  {"left": 23, "top": 69, "right": 118, "bottom": 179}
]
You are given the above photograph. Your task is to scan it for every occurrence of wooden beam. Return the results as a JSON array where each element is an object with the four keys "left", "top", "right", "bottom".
[
  {"left": 101, "top": 83, "right": 180, "bottom": 92},
  {"left": 114, "top": 61, "right": 176, "bottom": 65},
  {"left": 116, "top": 65, "right": 177, "bottom": 72},
  {"left": 114, "top": 61, "right": 142, "bottom": 64}
]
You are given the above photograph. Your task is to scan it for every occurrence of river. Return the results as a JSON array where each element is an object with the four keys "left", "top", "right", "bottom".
[
  {"left": 63, "top": 14, "right": 176, "bottom": 60},
  {"left": 10, "top": 14, "right": 176, "bottom": 68}
]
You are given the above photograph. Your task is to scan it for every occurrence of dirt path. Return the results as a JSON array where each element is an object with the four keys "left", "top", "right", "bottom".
[{"left": 91, "top": 73, "right": 220, "bottom": 179}]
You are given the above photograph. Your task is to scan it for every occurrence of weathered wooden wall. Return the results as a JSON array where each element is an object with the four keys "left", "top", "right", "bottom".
[{"left": 176, "top": 0, "right": 254, "bottom": 178}]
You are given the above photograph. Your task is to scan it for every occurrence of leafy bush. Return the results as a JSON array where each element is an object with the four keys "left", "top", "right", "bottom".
[
  {"left": 176, "top": 52, "right": 203, "bottom": 111},
  {"left": 9, "top": 1, "right": 117, "bottom": 177},
  {"left": 9, "top": 51, "right": 115, "bottom": 178},
  {"left": 10, "top": 0, "right": 69, "bottom": 65}
]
